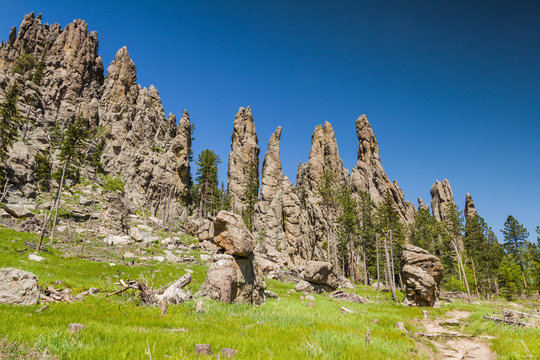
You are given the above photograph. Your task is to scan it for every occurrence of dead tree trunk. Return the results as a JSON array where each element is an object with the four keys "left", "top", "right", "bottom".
[
  {"left": 49, "top": 162, "right": 67, "bottom": 245},
  {"left": 384, "top": 236, "right": 397, "bottom": 303},
  {"left": 452, "top": 239, "right": 471, "bottom": 303}
]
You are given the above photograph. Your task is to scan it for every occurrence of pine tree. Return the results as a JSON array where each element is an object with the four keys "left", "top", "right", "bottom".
[
  {"left": 0, "top": 83, "right": 23, "bottom": 184},
  {"left": 336, "top": 185, "right": 359, "bottom": 281},
  {"left": 357, "top": 190, "right": 376, "bottom": 285},
  {"left": 317, "top": 169, "right": 338, "bottom": 264},
  {"left": 34, "top": 150, "right": 52, "bottom": 192},
  {"left": 501, "top": 215, "right": 529, "bottom": 288},
  {"left": 194, "top": 149, "right": 220, "bottom": 218},
  {"left": 498, "top": 256, "right": 522, "bottom": 300},
  {"left": 410, "top": 206, "right": 437, "bottom": 253}
]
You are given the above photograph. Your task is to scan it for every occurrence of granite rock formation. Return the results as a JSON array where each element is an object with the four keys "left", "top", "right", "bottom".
[
  {"left": 464, "top": 193, "right": 477, "bottom": 219},
  {"left": 350, "top": 115, "right": 415, "bottom": 223},
  {"left": 430, "top": 179, "right": 455, "bottom": 222},
  {"left": 401, "top": 244, "right": 443, "bottom": 307},
  {"left": 0, "top": 13, "right": 191, "bottom": 219},
  {"left": 198, "top": 210, "right": 266, "bottom": 305},
  {"left": 227, "top": 107, "right": 259, "bottom": 214}
]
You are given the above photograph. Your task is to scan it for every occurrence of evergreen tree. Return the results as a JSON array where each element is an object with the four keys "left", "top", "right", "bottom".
[
  {"left": 410, "top": 206, "right": 437, "bottom": 253},
  {"left": 501, "top": 215, "right": 529, "bottom": 288},
  {"left": 357, "top": 190, "right": 376, "bottom": 285},
  {"left": 194, "top": 149, "right": 220, "bottom": 217},
  {"left": 34, "top": 150, "right": 52, "bottom": 192},
  {"left": 0, "top": 83, "right": 23, "bottom": 184},
  {"left": 498, "top": 256, "right": 522, "bottom": 300},
  {"left": 242, "top": 162, "right": 259, "bottom": 230},
  {"left": 336, "top": 185, "right": 359, "bottom": 280},
  {"left": 54, "top": 116, "right": 90, "bottom": 182},
  {"left": 12, "top": 54, "right": 36, "bottom": 75}
]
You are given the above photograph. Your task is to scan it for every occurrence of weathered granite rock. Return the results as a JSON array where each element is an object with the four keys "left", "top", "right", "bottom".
[
  {"left": 0, "top": 268, "right": 39, "bottom": 305},
  {"left": 303, "top": 261, "right": 340, "bottom": 290},
  {"left": 227, "top": 106, "right": 259, "bottom": 214},
  {"left": 401, "top": 244, "right": 443, "bottom": 307},
  {"left": 430, "top": 179, "right": 455, "bottom": 222},
  {"left": 350, "top": 115, "right": 415, "bottom": 223},
  {"left": 253, "top": 127, "right": 312, "bottom": 266},
  {"left": 0, "top": 14, "right": 191, "bottom": 221},
  {"left": 198, "top": 254, "right": 266, "bottom": 305},
  {"left": 213, "top": 211, "right": 253, "bottom": 257},
  {"left": 418, "top": 197, "right": 429, "bottom": 211},
  {"left": 464, "top": 193, "right": 477, "bottom": 219}
]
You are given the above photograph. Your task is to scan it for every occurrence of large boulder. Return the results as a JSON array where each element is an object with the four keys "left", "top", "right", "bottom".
[
  {"left": 0, "top": 268, "right": 39, "bottom": 305},
  {"left": 198, "top": 255, "right": 266, "bottom": 305},
  {"left": 213, "top": 211, "right": 253, "bottom": 257},
  {"left": 304, "top": 261, "right": 340, "bottom": 290},
  {"left": 401, "top": 245, "right": 443, "bottom": 307}
]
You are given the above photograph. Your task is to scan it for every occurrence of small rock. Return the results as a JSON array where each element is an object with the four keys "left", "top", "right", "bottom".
[
  {"left": 88, "top": 287, "right": 98, "bottom": 294},
  {"left": 153, "top": 256, "right": 165, "bottom": 262},
  {"left": 341, "top": 279, "right": 354, "bottom": 289},
  {"left": 200, "top": 254, "right": 212, "bottom": 263},
  {"left": 122, "top": 252, "right": 136, "bottom": 260},
  {"left": 56, "top": 225, "right": 67, "bottom": 233},
  {"left": 305, "top": 295, "right": 316, "bottom": 302},
  {"left": 373, "top": 319, "right": 380, "bottom": 324},
  {"left": 68, "top": 323, "right": 86, "bottom": 334},
  {"left": 341, "top": 306, "right": 355, "bottom": 314},
  {"left": 104, "top": 234, "right": 131, "bottom": 246},
  {"left": 307, "top": 302, "right": 315, "bottom": 308},
  {"left": 299, "top": 295, "right": 304, "bottom": 300},
  {"left": 422, "top": 310, "right": 429, "bottom": 319},
  {"left": 221, "top": 348, "right": 238, "bottom": 358},
  {"left": 294, "top": 280, "right": 313, "bottom": 293},
  {"left": 195, "top": 298, "right": 205, "bottom": 313},
  {"left": 264, "top": 290, "right": 279, "bottom": 299},
  {"left": 195, "top": 344, "right": 211, "bottom": 355},
  {"left": 395, "top": 322, "right": 408, "bottom": 332},
  {"left": 0, "top": 268, "right": 39, "bottom": 305},
  {"left": 28, "top": 253, "right": 44, "bottom": 262}
]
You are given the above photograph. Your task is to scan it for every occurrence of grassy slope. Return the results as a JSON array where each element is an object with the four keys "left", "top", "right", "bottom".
[{"left": 0, "top": 227, "right": 538, "bottom": 359}]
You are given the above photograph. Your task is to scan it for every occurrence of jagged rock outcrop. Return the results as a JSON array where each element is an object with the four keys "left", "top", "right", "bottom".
[
  {"left": 418, "top": 197, "right": 429, "bottom": 211},
  {"left": 227, "top": 107, "right": 259, "bottom": 214},
  {"left": 0, "top": 14, "right": 191, "bottom": 219},
  {"left": 198, "top": 210, "right": 266, "bottom": 305},
  {"left": 253, "top": 127, "right": 312, "bottom": 266},
  {"left": 401, "top": 245, "right": 443, "bottom": 307},
  {"left": 464, "top": 193, "right": 477, "bottom": 219},
  {"left": 295, "top": 122, "right": 348, "bottom": 263},
  {"left": 430, "top": 179, "right": 455, "bottom": 222},
  {"left": 350, "top": 115, "right": 415, "bottom": 223}
]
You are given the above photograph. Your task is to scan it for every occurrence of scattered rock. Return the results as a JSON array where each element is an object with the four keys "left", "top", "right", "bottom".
[
  {"left": 307, "top": 302, "right": 315, "bottom": 308},
  {"left": 103, "top": 234, "right": 131, "bottom": 246},
  {"left": 0, "top": 268, "right": 39, "bottom": 305},
  {"left": 221, "top": 348, "right": 238, "bottom": 358},
  {"left": 2, "top": 203, "right": 36, "bottom": 218},
  {"left": 195, "top": 344, "right": 211, "bottom": 355},
  {"left": 264, "top": 290, "right": 280, "bottom": 299},
  {"left": 305, "top": 295, "right": 316, "bottom": 302},
  {"left": 373, "top": 319, "right": 380, "bottom": 324},
  {"left": 195, "top": 298, "right": 205, "bottom": 313},
  {"left": 68, "top": 323, "right": 86, "bottom": 334},
  {"left": 302, "top": 261, "right": 340, "bottom": 292},
  {"left": 341, "top": 306, "right": 355, "bottom": 314},
  {"left": 329, "top": 290, "right": 368, "bottom": 304},
  {"left": 294, "top": 280, "right": 313, "bottom": 293},
  {"left": 422, "top": 310, "right": 430, "bottom": 319},
  {"left": 200, "top": 254, "right": 212, "bottom": 263},
  {"left": 122, "top": 252, "right": 136, "bottom": 260},
  {"left": 395, "top": 322, "right": 408, "bottom": 332},
  {"left": 28, "top": 253, "right": 44, "bottom": 262}
]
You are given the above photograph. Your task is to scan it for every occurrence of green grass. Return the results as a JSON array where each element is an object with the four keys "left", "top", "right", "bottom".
[{"left": 1, "top": 226, "right": 539, "bottom": 359}]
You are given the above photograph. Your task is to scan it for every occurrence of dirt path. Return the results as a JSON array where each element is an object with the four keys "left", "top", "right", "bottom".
[{"left": 419, "top": 309, "right": 496, "bottom": 360}]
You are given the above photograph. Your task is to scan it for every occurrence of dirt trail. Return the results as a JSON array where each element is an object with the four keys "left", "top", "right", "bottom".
[{"left": 420, "top": 309, "right": 496, "bottom": 360}]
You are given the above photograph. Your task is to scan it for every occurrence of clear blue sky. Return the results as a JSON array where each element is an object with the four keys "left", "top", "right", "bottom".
[{"left": 1, "top": 1, "right": 539, "bottom": 241}]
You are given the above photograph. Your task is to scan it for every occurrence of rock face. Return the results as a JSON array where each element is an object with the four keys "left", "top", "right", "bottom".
[
  {"left": 227, "top": 107, "right": 259, "bottom": 214},
  {"left": 464, "top": 193, "right": 477, "bottom": 219},
  {"left": 295, "top": 122, "right": 348, "bottom": 263},
  {"left": 401, "top": 245, "right": 443, "bottom": 307},
  {"left": 0, "top": 268, "right": 39, "bottom": 305},
  {"left": 0, "top": 13, "right": 191, "bottom": 218},
  {"left": 253, "top": 127, "right": 312, "bottom": 266},
  {"left": 350, "top": 115, "right": 415, "bottom": 223},
  {"left": 198, "top": 210, "right": 266, "bottom": 305},
  {"left": 430, "top": 179, "right": 455, "bottom": 222}
]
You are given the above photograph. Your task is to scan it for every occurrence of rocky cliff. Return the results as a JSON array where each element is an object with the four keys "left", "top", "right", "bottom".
[{"left": 0, "top": 13, "right": 190, "bottom": 217}]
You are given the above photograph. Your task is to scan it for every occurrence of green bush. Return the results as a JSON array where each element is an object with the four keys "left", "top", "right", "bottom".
[
  {"left": 101, "top": 174, "right": 124, "bottom": 193},
  {"left": 12, "top": 54, "right": 36, "bottom": 75}
]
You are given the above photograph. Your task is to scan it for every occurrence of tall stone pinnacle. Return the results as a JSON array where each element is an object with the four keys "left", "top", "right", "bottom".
[
  {"left": 430, "top": 179, "right": 455, "bottom": 222},
  {"left": 227, "top": 106, "right": 260, "bottom": 214}
]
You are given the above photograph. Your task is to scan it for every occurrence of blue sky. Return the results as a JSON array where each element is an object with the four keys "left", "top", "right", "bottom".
[{"left": 1, "top": 1, "right": 539, "bottom": 240}]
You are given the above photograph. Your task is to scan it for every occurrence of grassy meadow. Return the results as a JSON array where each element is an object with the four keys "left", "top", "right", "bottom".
[{"left": 0, "top": 226, "right": 539, "bottom": 359}]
